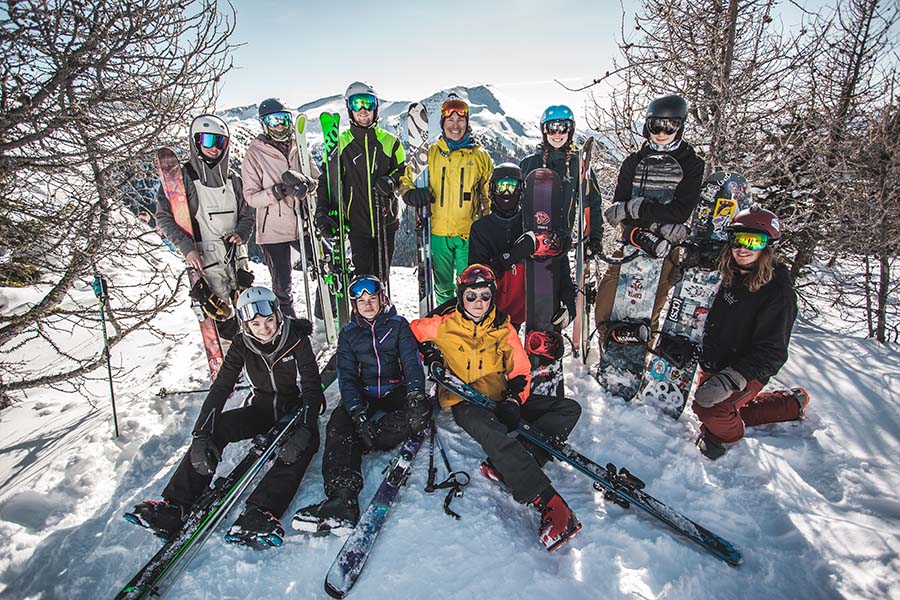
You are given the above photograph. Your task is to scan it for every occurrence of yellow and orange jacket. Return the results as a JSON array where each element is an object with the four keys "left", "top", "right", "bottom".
[
  {"left": 409, "top": 306, "right": 530, "bottom": 408},
  {"left": 399, "top": 137, "right": 493, "bottom": 238}
]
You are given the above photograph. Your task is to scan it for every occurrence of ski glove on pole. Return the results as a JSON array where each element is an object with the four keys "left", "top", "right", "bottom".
[
  {"left": 419, "top": 341, "right": 444, "bottom": 369},
  {"left": 315, "top": 212, "right": 338, "bottom": 238},
  {"left": 351, "top": 409, "right": 376, "bottom": 451},
  {"left": 604, "top": 196, "right": 644, "bottom": 226},
  {"left": 282, "top": 170, "right": 315, "bottom": 198},
  {"left": 402, "top": 188, "right": 433, "bottom": 208},
  {"left": 189, "top": 431, "right": 222, "bottom": 476},
  {"left": 373, "top": 175, "right": 396, "bottom": 197},
  {"left": 272, "top": 182, "right": 290, "bottom": 201},
  {"left": 693, "top": 367, "right": 747, "bottom": 407},
  {"left": 405, "top": 390, "right": 431, "bottom": 435}
]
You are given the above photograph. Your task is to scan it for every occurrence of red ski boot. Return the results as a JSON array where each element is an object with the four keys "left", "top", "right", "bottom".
[{"left": 532, "top": 486, "right": 581, "bottom": 552}]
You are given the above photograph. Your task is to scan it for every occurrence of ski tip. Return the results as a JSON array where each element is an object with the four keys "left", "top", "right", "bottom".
[{"left": 324, "top": 580, "right": 347, "bottom": 599}]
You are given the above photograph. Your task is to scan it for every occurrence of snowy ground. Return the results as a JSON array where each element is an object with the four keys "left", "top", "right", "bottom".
[{"left": 0, "top": 260, "right": 898, "bottom": 600}]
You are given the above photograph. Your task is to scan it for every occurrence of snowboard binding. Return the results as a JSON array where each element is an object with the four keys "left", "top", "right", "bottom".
[
  {"left": 650, "top": 332, "right": 699, "bottom": 369},
  {"left": 603, "top": 320, "right": 651, "bottom": 348},
  {"left": 525, "top": 329, "right": 565, "bottom": 360},
  {"left": 629, "top": 227, "right": 672, "bottom": 259}
]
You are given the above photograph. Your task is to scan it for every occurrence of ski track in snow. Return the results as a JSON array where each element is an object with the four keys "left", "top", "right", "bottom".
[{"left": 0, "top": 263, "right": 898, "bottom": 599}]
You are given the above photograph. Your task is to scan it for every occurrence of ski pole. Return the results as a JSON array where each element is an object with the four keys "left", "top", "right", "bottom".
[
  {"left": 423, "top": 417, "right": 469, "bottom": 519},
  {"left": 92, "top": 273, "right": 119, "bottom": 438}
]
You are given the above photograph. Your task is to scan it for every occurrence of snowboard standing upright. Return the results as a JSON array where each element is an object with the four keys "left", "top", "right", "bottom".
[
  {"left": 637, "top": 172, "right": 750, "bottom": 417},
  {"left": 155, "top": 147, "right": 224, "bottom": 381},
  {"left": 595, "top": 154, "right": 683, "bottom": 400},
  {"left": 524, "top": 168, "right": 566, "bottom": 397}
]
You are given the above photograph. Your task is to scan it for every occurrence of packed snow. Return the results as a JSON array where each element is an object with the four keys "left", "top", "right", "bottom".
[{"left": 0, "top": 251, "right": 898, "bottom": 599}]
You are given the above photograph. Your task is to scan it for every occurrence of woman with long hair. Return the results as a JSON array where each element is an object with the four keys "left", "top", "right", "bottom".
[{"left": 692, "top": 207, "right": 809, "bottom": 460}]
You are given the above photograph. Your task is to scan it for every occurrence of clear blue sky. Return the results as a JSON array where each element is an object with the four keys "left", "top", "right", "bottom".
[
  {"left": 216, "top": 0, "right": 632, "bottom": 121},
  {"left": 216, "top": 0, "right": 823, "bottom": 121}
]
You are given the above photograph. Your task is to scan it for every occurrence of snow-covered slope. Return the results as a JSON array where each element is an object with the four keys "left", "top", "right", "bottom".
[{"left": 0, "top": 259, "right": 898, "bottom": 599}]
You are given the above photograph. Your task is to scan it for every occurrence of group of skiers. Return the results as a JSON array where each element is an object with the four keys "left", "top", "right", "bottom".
[{"left": 132, "top": 82, "right": 808, "bottom": 555}]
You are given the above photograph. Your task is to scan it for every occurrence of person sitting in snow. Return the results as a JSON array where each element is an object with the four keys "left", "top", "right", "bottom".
[
  {"left": 292, "top": 274, "right": 430, "bottom": 534},
  {"left": 409, "top": 264, "right": 583, "bottom": 552},
  {"left": 692, "top": 207, "right": 808, "bottom": 460},
  {"left": 125, "top": 286, "right": 324, "bottom": 549}
]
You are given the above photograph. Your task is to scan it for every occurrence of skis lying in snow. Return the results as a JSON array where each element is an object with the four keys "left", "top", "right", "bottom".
[
  {"left": 324, "top": 430, "right": 427, "bottom": 598},
  {"left": 429, "top": 363, "right": 743, "bottom": 567},
  {"left": 116, "top": 408, "right": 304, "bottom": 599}
]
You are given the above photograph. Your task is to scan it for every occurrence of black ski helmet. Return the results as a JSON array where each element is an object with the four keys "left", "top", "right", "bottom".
[
  {"left": 642, "top": 94, "right": 688, "bottom": 141},
  {"left": 258, "top": 98, "right": 288, "bottom": 119},
  {"left": 489, "top": 163, "right": 524, "bottom": 216},
  {"left": 258, "top": 97, "right": 292, "bottom": 142}
]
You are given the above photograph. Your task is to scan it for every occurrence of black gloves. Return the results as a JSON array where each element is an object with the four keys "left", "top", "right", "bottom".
[
  {"left": 403, "top": 188, "right": 433, "bottom": 208},
  {"left": 272, "top": 182, "right": 290, "bottom": 201},
  {"left": 280, "top": 425, "right": 314, "bottom": 464},
  {"left": 189, "top": 431, "right": 222, "bottom": 476},
  {"left": 315, "top": 212, "right": 338, "bottom": 238},
  {"left": 494, "top": 390, "right": 522, "bottom": 432},
  {"left": 351, "top": 408, "right": 375, "bottom": 451},
  {"left": 189, "top": 277, "right": 232, "bottom": 321},
  {"left": 374, "top": 175, "right": 397, "bottom": 197},
  {"left": 282, "top": 169, "right": 316, "bottom": 198},
  {"left": 419, "top": 341, "right": 444, "bottom": 370},
  {"left": 405, "top": 390, "right": 431, "bottom": 435}
]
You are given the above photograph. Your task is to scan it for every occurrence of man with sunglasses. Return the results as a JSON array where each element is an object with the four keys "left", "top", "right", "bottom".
[
  {"left": 691, "top": 207, "right": 806, "bottom": 460},
  {"left": 314, "top": 82, "right": 406, "bottom": 289},
  {"left": 410, "top": 264, "right": 583, "bottom": 551},
  {"left": 594, "top": 94, "right": 706, "bottom": 356},
  {"left": 155, "top": 114, "right": 255, "bottom": 340},
  {"left": 292, "top": 275, "right": 429, "bottom": 533},
  {"left": 399, "top": 94, "right": 494, "bottom": 306},
  {"left": 243, "top": 98, "right": 319, "bottom": 320},
  {"left": 126, "top": 286, "right": 325, "bottom": 549}
]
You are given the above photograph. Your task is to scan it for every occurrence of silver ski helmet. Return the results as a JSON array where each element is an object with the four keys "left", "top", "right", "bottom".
[
  {"left": 188, "top": 114, "right": 230, "bottom": 186},
  {"left": 643, "top": 94, "right": 688, "bottom": 147},
  {"left": 258, "top": 97, "right": 293, "bottom": 142},
  {"left": 345, "top": 81, "right": 379, "bottom": 126},
  {"left": 236, "top": 286, "right": 283, "bottom": 339},
  {"left": 489, "top": 163, "right": 524, "bottom": 216}
]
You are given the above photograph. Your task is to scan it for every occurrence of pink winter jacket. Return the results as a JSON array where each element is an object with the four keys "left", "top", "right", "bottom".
[{"left": 242, "top": 136, "right": 320, "bottom": 245}]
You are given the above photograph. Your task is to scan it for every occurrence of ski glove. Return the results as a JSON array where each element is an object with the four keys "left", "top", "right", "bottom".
[
  {"left": 351, "top": 409, "right": 376, "bottom": 451},
  {"left": 282, "top": 170, "right": 315, "bottom": 198},
  {"left": 373, "top": 175, "right": 397, "bottom": 198},
  {"left": 500, "top": 232, "right": 537, "bottom": 269},
  {"left": 694, "top": 367, "right": 747, "bottom": 408},
  {"left": 280, "top": 425, "right": 314, "bottom": 465},
  {"left": 315, "top": 212, "right": 338, "bottom": 238},
  {"left": 189, "top": 431, "right": 222, "bottom": 476},
  {"left": 403, "top": 188, "right": 433, "bottom": 208},
  {"left": 552, "top": 306, "right": 571, "bottom": 329},
  {"left": 272, "top": 182, "right": 290, "bottom": 201},
  {"left": 656, "top": 223, "right": 690, "bottom": 245},
  {"left": 419, "top": 341, "right": 444, "bottom": 370},
  {"left": 405, "top": 390, "right": 431, "bottom": 435},
  {"left": 604, "top": 197, "right": 644, "bottom": 226},
  {"left": 494, "top": 395, "right": 522, "bottom": 432},
  {"left": 189, "top": 278, "right": 232, "bottom": 321}
]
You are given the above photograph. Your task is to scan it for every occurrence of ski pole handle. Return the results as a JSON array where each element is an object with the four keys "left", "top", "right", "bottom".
[{"left": 92, "top": 273, "right": 108, "bottom": 300}]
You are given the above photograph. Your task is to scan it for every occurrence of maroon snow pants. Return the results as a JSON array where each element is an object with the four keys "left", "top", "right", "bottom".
[{"left": 691, "top": 371, "right": 803, "bottom": 444}]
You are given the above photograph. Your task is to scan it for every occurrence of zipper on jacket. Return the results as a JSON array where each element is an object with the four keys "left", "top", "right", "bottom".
[
  {"left": 440, "top": 167, "right": 446, "bottom": 207},
  {"left": 366, "top": 133, "right": 375, "bottom": 237},
  {"left": 368, "top": 320, "right": 383, "bottom": 398},
  {"left": 208, "top": 210, "right": 235, "bottom": 219},
  {"left": 459, "top": 167, "right": 465, "bottom": 208},
  {"left": 261, "top": 207, "right": 269, "bottom": 233}
]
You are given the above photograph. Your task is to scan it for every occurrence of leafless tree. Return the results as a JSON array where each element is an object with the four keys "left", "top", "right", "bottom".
[{"left": 0, "top": 0, "right": 237, "bottom": 403}]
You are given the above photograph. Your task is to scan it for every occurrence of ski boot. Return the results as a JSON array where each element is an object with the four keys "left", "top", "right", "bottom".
[
  {"left": 478, "top": 458, "right": 505, "bottom": 485},
  {"left": 292, "top": 491, "right": 359, "bottom": 535},
  {"left": 123, "top": 499, "right": 186, "bottom": 541},
  {"left": 695, "top": 433, "right": 727, "bottom": 460},
  {"left": 532, "top": 486, "right": 581, "bottom": 552},
  {"left": 224, "top": 505, "right": 285, "bottom": 549},
  {"left": 791, "top": 387, "right": 810, "bottom": 417}
]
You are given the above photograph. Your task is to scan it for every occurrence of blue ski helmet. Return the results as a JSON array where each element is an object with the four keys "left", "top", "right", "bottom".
[
  {"left": 540, "top": 105, "right": 575, "bottom": 148},
  {"left": 540, "top": 105, "right": 575, "bottom": 124}
]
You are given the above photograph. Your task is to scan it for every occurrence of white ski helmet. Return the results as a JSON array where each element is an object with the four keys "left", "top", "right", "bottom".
[
  {"left": 236, "top": 286, "right": 282, "bottom": 338},
  {"left": 190, "top": 114, "right": 229, "bottom": 139},
  {"left": 188, "top": 114, "right": 230, "bottom": 181},
  {"left": 345, "top": 81, "right": 379, "bottom": 126}
]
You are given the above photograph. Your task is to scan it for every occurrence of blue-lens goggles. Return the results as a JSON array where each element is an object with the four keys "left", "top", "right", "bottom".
[{"left": 195, "top": 132, "right": 229, "bottom": 150}]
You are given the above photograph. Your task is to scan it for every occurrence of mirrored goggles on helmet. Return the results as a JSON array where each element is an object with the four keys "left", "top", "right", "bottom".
[
  {"left": 542, "top": 119, "right": 573, "bottom": 135},
  {"left": 347, "top": 93, "right": 378, "bottom": 112},
  {"left": 441, "top": 99, "right": 469, "bottom": 119},
  {"left": 262, "top": 111, "right": 292, "bottom": 128},
  {"left": 646, "top": 117, "right": 682, "bottom": 135},
  {"left": 237, "top": 299, "right": 276, "bottom": 322},
  {"left": 464, "top": 290, "right": 492, "bottom": 302},
  {"left": 728, "top": 231, "right": 768, "bottom": 251},
  {"left": 493, "top": 177, "right": 520, "bottom": 196},
  {"left": 348, "top": 276, "right": 384, "bottom": 300},
  {"left": 195, "top": 132, "right": 229, "bottom": 150},
  {"left": 458, "top": 264, "right": 495, "bottom": 287}
]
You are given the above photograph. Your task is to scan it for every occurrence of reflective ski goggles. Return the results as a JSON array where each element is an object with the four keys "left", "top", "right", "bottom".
[
  {"left": 646, "top": 117, "right": 682, "bottom": 135},
  {"left": 493, "top": 177, "right": 520, "bottom": 196},
  {"left": 237, "top": 299, "right": 276, "bottom": 322},
  {"left": 464, "top": 291, "right": 493, "bottom": 302},
  {"left": 348, "top": 275, "right": 384, "bottom": 300},
  {"left": 728, "top": 231, "right": 769, "bottom": 251},
  {"left": 542, "top": 119, "right": 573, "bottom": 135},
  {"left": 261, "top": 111, "right": 292, "bottom": 128},
  {"left": 347, "top": 93, "right": 378, "bottom": 112},
  {"left": 194, "top": 132, "right": 229, "bottom": 150},
  {"left": 457, "top": 263, "right": 496, "bottom": 287},
  {"left": 441, "top": 99, "right": 469, "bottom": 119}
]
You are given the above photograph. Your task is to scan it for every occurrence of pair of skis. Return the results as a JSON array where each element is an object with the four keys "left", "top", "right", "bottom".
[{"left": 404, "top": 101, "right": 434, "bottom": 317}]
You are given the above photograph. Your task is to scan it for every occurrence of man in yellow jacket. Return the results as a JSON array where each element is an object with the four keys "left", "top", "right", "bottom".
[
  {"left": 400, "top": 95, "right": 493, "bottom": 306},
  {"left": 410, "top": 264, "right": 582, "bottom": 552}
]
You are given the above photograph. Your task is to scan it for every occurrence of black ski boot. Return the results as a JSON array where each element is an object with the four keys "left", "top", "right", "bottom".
[
  {"left": 123, "top": 499, "right": 187, "bottom": 541},
  {"left": 292, "top": 490, "right": 359, "bottom": 535},
  {"left": 224, "top": 505, "right": 285, "bottom": 549}
]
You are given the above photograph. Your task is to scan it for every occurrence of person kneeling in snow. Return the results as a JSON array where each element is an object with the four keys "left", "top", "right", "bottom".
[
  {"left": 292, "top": 274, "right": 430, "bottom": 534},
  {"left": 693, "top": 207, "right": 809, "bottom": 460},
  {"left": 410, "top": 264, "right": 583, "bottom": 552},
  {"left": 125, "top": 286, "right": 324, "bottom": 548}
]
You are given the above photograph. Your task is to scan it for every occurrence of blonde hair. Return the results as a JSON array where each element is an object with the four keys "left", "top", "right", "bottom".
[{"left": 717, "top": 244, "right": 777, "bottom": 293}]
